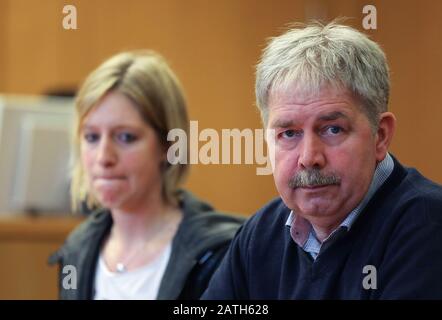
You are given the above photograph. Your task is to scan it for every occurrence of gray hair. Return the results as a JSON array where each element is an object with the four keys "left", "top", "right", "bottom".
[{"left": 255, "top": 21, "right": 390, "bottom": 130}]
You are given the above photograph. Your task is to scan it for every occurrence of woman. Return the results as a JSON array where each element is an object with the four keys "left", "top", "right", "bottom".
[{"left": 49, "top": 51, "right": 243, "bottom": 299}]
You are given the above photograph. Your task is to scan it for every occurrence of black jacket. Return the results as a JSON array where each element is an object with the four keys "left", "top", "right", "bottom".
[{"left": 49, "top": 191, "right": 244, "bottom": 299}]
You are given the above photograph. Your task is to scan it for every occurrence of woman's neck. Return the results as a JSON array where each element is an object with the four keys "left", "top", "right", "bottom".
[
  {"left": 109, "top": 197, "right": 181, "bottom": 246},
  {"left": 102, "top": 199, "right": 182, "bottom": 272}
]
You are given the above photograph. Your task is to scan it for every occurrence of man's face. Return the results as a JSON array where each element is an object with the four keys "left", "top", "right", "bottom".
[{"left": 267, "top": 86, "right": 380, "bottom": 226}]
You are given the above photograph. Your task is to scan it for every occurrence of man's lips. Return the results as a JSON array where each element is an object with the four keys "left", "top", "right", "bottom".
[{"left": 298, "top": 184, "right": 335, "bottom": 190}]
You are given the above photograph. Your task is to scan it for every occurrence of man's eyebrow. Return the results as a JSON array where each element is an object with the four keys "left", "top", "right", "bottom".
[
  {"left": 270, "top": 119, "right": 296, "bottom": 128},
  {"left": 318, "top": 111, "right": 350, "bottom": 121}
]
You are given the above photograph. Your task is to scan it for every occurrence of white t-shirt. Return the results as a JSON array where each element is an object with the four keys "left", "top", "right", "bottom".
[{"left": 93, "top": 243, "right": 172, "bottom": 300}]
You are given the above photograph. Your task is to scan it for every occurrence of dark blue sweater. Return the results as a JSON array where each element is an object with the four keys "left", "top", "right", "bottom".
[{"left": 202, "top": 158, "right": 442, "bottom": 299}]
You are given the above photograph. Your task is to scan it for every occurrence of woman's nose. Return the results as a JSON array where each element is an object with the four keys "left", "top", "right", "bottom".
[{"left": 96, "top": 137, "right": 117, "bottom": 167}]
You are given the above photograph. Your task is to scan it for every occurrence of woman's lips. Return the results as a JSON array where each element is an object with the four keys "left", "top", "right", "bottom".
[
  {"left": 93, "top": 175, "right": 125, "bottom": 181},
  {"left": 93, "top": 176, "right": 126, "bottom": 187}
]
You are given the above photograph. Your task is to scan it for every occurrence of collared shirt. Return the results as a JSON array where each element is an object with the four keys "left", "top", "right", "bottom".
[{"left": 285, "top": 153, "right": 394, "bottom": 260}]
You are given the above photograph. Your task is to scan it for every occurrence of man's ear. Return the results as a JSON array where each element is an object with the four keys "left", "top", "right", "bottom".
[{"left": 375, "top": 112, "right": 396, "bottom": 162}]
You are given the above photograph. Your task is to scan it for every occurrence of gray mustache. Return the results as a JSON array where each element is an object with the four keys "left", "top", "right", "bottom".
[{"left": 288, "top": 169, "right": 341, "bottom": 189}]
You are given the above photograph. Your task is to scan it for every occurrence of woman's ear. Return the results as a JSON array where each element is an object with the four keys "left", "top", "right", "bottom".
[{"left": 375, "top": 112, "right": 396, "bottom": 162}]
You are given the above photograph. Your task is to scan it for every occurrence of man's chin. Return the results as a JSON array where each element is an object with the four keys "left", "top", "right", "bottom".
[
  {"left": 283, "top": 184, "right": 336, "bottom": 200},
  {"left": 286, "top": 198, "right": 336, "bottom": 216}
]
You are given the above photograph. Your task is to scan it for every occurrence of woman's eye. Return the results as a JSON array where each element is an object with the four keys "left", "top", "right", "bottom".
[
  {"left": 116, "top": 132, "right": 138, "bottom": 143},
  {"left": 84, "top": 132, "right": 99, "bottom": 143}
]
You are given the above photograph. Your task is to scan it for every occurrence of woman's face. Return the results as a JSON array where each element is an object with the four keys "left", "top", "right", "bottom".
[{"left": 80, "top": 91, "right": 165, "bottom": 211}]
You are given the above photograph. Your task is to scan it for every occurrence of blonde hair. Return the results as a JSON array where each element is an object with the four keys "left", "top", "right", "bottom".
[{"left": 71, "top": 50, "right": 189, "bottom": 211}]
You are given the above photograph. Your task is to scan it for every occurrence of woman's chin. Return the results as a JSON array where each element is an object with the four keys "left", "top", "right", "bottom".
[{"left": 96, "top": 193, "right": 126, "bottom": 210}]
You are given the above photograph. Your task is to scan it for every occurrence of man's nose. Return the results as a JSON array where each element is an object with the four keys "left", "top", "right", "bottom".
[
  {"left": 96, "top": 137, "right": 117, "bottom": 168},
  {"left": 297, "top": 133, "right": 326, "bottom": 170}
]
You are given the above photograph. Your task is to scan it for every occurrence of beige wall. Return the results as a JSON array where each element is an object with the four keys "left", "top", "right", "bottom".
[{"left": 0, "top": 0, "right": 440, "bottom": 216}]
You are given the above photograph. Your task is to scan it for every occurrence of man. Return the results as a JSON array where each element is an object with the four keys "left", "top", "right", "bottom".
[{"left": 202, "top": 22, "right": 442, "bottom": 299}]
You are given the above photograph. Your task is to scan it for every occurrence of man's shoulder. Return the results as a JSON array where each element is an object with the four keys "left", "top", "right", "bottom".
[
  {"left": 402, "top": 167, "right": 442, "bottom": 199},
  {"left": 254, "top": 196, "right": 290, "bottom": 219},
  {"left": 383, "top": 157, "right": 442, "bottom": 206},
  {"left": 400, "top": 167, "right": 442, "bottom": 220},
  {"left": 384, "top": 162, "right": 442, "bottom": 226},
  {"left": 240, "top": 196, "right": 291, "bottom": 236}
]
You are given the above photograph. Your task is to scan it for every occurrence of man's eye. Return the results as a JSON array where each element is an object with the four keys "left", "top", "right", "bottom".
[
  {"left": 325, "top": 126, "right": 342, "bottom": 135},
  {"left": 281, "top": 130, "right": 300, "bottom": 139},
  {"left": 84, "top": 133, "right": 99, "bottom": 143},
  {"left": 116, "top": 132, "right": 137, "bottom": 143}
]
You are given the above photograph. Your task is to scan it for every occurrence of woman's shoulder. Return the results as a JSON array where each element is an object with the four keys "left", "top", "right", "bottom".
[
  {"left": 64, "top": 209, "right": 112, "bottom": 249},
  {"left": 175, "top": 190, "right": 245, "bottom": 249},
  {"left": 48, "top": 209, "right": 111, "bottom": 267}
]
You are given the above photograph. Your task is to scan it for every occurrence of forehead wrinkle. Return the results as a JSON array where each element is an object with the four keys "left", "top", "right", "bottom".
[
  {"left": 269, "top": 105, "right": 352, "bottom": 129},
  {"left": 317, "top": 111, "right": 350, "bottom": 122}
]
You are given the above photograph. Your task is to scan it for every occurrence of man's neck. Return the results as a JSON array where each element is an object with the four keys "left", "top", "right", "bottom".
[{"left": 310, "top": 217, "right": 346, "bottom": 243}]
